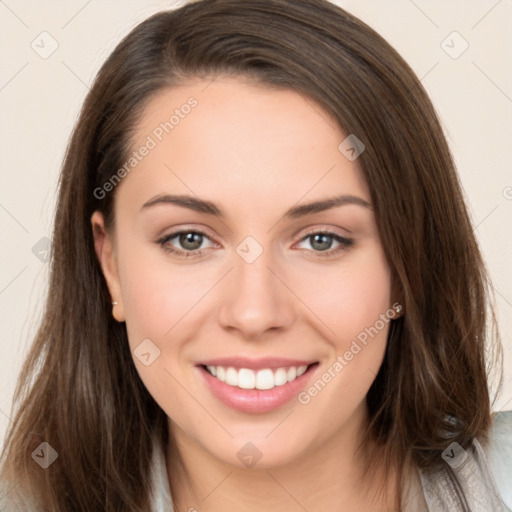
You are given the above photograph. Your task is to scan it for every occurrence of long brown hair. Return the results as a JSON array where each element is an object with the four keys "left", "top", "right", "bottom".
[{"left": 0, "top": 0, "right": 503, "bottom": 510}]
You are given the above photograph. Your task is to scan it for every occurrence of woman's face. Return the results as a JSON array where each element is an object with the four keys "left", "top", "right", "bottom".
[{"left": 92, "top": 76, "right": 399, "bottom": 469}]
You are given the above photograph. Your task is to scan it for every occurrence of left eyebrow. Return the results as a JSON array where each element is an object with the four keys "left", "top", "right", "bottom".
[
  {"left": 284, "top": 194, "right": 372, "bottom": 219},
  {"left": 140, "top": 193, "right": 372, "bottom": 218}
]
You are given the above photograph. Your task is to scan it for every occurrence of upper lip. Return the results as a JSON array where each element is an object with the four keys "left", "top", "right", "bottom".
[{"left": 197, "top": 357, "right": 317, "bottom": 371}]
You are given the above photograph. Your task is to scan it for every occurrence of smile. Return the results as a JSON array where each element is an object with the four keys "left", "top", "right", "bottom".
[
  {"left": 197, "top": 360, "right": 319, "bottom": 414},
  {"left": 204, "top": 364, "right": 309, "bottom": 390}
]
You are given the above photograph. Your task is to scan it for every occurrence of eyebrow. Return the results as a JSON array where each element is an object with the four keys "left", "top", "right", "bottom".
[{"left": 140, "top": 193, "right": 372, "bottom": 219}]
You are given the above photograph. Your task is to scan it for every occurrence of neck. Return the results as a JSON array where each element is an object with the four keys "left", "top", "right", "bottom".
[{"left": 166, "top": 405, "right": 399, "bottom": 512}]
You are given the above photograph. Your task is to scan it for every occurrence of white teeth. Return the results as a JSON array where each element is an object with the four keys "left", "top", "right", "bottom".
[
  {"left": 225, "top": 367, "right": 238, "bottom": 386},
  {"left": 239, "top": 368, "right": 256, "bottom": 389},
  {"left": 216, "top": 366, "right": 226, "bottom": 382},
  {"left": 205, "top": 364, "right": 312, "bottom": 390},
  {"left": 297, "top": 365, "right": 308, "bottom": 377},
  {"left": 274, "top": 368, "right": 288, "bottom": 386},
  {"left": 255, "top": 369, "right": 275, "bottom": 390}
]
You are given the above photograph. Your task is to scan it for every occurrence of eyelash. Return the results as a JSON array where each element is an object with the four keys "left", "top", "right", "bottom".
[{"left": 156, "top": 228, "right": 354, "bottom": 259}]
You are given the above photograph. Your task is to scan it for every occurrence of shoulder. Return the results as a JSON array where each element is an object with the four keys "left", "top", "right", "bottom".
[
  {"left": 0, "top": 481, "right": 37, "bottom": 511},
  {"left": 483, "top": 410, "right": 512, "bottom": 510},
  {"left": 1, "top": 439, "right": 174, "bottom": 512},
  {"left": 417, "top": 411, "right": 512, "bottom": 512}
]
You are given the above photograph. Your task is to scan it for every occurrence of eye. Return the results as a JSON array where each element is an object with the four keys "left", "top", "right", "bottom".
[
  {"left": 295, "top": 230, "right": 354, "bottom": 257},
  {"left": 156, "top": 228, "right": 354, "bottom": 259},
  {"left": 157, "top": 229, "right": 216, "bottom": 258}
]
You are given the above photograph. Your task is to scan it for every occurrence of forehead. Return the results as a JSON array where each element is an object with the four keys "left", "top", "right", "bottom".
[{"left": 116, "top": 76, "right": 370, "bottom": 215}]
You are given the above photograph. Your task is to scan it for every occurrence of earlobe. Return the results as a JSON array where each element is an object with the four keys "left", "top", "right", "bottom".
[
  {"left": 389, "top": 277, "right": 405, "bottom": 319},
  {"left": 391, "top": 301, "right": 404, "bottom": 319},
  {"left": 91, "top": 211, "right": 126, "bottom": 322}
]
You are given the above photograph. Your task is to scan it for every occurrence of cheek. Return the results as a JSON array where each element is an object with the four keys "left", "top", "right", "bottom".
[
  {"left": 118, "top": 247, "right": 214, "bottom": 346},
  {"left": 295, "top": 246, "right": 392, "bottom": 397},
  {"left": 115, "top": 248, "right": 210, "bottom": 422},
  {"left": 115, "top": 243, "right": 220, "bottom": 410},
  {"left": 295, "top": 246, "right": 393, "bottom": 341}
]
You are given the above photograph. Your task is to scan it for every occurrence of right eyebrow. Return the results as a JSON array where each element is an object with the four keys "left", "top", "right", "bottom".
[{"left": 140, "top": 194, "right": 224, "bottom": 216}]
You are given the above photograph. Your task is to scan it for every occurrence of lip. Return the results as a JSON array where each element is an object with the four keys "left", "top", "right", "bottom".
[
  {"left": 197, "top": 361, "right": 319, "bottom": 414},
  {"left": 197, "top": 357, "right": 316, "bottom": 371}
]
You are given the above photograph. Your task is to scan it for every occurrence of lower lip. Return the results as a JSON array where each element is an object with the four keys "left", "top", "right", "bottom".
[{"left": 198, "top": 364, "right": 318, "bottom": 414}]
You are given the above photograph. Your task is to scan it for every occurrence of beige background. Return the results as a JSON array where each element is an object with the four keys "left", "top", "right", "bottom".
[{"left": 1, "top": 0, "right": 511, "bottom": 448}]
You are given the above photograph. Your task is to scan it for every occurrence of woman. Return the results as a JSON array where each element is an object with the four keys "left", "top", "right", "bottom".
[{"left": 1, "top": 0, "right": 511, "bottom": 510}]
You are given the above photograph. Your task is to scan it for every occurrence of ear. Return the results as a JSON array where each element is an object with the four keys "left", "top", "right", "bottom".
[
  {"left": 91, "top": 211, "right": 125, "bottom": 322},
  {"left": 389, "top": 300, "right": 404, "bottom": 320}
]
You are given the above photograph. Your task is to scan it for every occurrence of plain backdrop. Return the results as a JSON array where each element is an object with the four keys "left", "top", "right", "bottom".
[{"left": 1, "top": 0, "right": 511, "bottom": 449}]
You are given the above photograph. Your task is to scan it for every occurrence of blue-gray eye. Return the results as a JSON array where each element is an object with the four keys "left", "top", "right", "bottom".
[
  {"left": 157, "top": 229, "right": 214, "bottom": 257},
  {"left": 178, "top": 232, "right": 204, "bottom": 251},
  {"left": 297, "top": 232, "right": 353, "bottom": 253}
]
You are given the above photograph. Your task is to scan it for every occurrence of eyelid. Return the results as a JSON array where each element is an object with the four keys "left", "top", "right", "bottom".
[
  {"left": 297, "top": 225, "right": 351, "bottom": 239},
  {"left": 157, "top": 225, "right": 217, "bottom": 242},
  {"left": 156, "top": 224, "right": 354, "bottom": 258}
]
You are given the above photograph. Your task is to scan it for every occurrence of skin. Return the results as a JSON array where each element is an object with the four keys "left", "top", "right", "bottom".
[{"left": 92, "top": 76, "right": 403, "bottom": 511}]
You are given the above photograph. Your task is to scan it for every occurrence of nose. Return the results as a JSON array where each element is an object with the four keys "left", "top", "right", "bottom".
[{"left": 217, "top": 248, "right": 296, "bottom": 340}]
